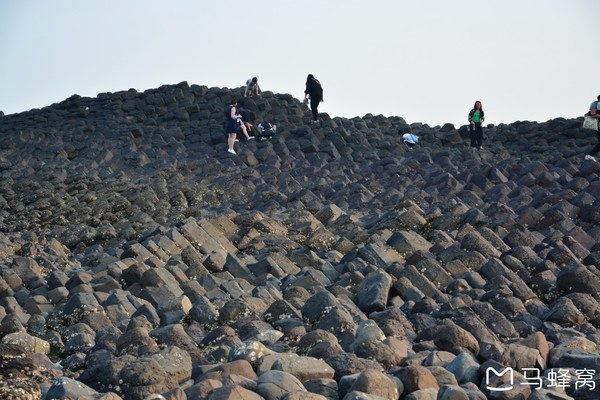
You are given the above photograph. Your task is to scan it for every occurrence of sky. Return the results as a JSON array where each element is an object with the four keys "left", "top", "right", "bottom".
[{"left": 1, "top": 1, "right": 598, "bottom": 127}]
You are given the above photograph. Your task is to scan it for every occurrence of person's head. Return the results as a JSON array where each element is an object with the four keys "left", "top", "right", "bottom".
[
  {"left": 597, "top": 95, "right": 600, "bottom": 101},
  {"left": 252, "top": 77, "right": 258, "bottom": 83},
  {"left": 473, "top": 101, "right": 482, "bottom": 110},
  {"left": 230, "top": 99, "right": 237, "bottom": 106},
  {"left": 307, "top": 74, "right": 314, "bottom": 82}
]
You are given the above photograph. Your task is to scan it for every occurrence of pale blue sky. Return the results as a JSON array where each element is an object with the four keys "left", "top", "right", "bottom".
[{"left": 1, "top": 1, "right": 598, "bottom": 126}]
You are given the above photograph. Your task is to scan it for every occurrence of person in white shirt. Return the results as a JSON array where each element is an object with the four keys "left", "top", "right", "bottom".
[{"left": 402, "top": 132, "right": 419, "bottom": 150}]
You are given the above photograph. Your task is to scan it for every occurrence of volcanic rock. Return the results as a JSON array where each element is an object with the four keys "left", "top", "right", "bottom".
[{"left": 0, "top": 84, "right": 598, "bottom": 400}]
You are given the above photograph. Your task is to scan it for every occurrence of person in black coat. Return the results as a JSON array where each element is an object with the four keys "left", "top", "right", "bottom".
[{"left": 304, "top": 74, "right": 323, "bottom": 124}]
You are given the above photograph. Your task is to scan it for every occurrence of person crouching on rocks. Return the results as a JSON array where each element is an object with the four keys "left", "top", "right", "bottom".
[
  {"left": 402, "top": 131, "right": 419, "bottom": 150},
  {"left": 257, "top": 121, "right": 277, "bottom": 141},
  {"left": 236, "top": 100, "right": 256, "bottom": 140},
  {"left": 244, "top": 77, "right": 261, "bottom": 97},
  {"left": 225, "top": 99, "right": 242, "bottom": 155},
  {"left": 468, "top": 100, "right": 485, "bottom": 149}
]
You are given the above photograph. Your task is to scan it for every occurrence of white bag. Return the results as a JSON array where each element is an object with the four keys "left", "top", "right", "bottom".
[{"left": 583, "top": 115, "right": 599, "bottom": 131}]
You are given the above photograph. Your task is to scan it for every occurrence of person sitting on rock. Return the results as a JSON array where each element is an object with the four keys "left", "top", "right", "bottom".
[
  {"left": 402, "top": 131, "right": 419, "bottom": 150},
  {"left": 244, "top": 77, "right": 261, "bottom": 97},
  {"left": 256, "top": 121, "right": 277, "bottom": 141}
]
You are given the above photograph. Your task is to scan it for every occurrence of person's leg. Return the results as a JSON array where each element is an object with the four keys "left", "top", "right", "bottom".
[
  {"left": 239, "top": 124, "right": 250, "bottom": 139},
  {"left": 247, "top": 123, "right": 258, "bottom": 138},
  {"left": 310, "top": 99, "right": 320, "bottom": 122},
  {"left": 476, "top": 123, "right": 483, "bottom": 148},
  {"left": 228, "top": 133, "right": 237, "bottom": 152},
  {"left": 589, "top": 132, "right": 600, "bottom": 156},
  {"left": 470, "top": 124, "right": 476, "bottom": 147}
]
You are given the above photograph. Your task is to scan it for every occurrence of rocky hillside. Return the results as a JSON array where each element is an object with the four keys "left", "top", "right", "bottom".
[{"left": 0, "top": 82, "right": 599, "bottom": 399}]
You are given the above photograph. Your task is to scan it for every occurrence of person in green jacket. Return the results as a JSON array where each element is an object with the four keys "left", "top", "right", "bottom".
[{"left": 468, "top": 100, "right": 485, "bottom": 149}]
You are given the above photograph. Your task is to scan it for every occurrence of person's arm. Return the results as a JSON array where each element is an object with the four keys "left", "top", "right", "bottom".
[
  {"left": 230, "top": 106, "right": 240, "bottom": 120},
  {"left": 468, "top": 110, "right": 473, "bottom": 124},
  {"left": 304, "top": 81, "right": 312, "bottom": 100}
]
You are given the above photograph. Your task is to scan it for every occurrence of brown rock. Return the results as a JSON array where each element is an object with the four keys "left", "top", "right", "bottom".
[
  {"left": 208, "top": 384, "right": 265, "bottom": 400},
  {"left": 432, "top": 323, "right": 480, "bottom": 356},
  {"left": 349, "top": 369, "right": 402, "bottom": 400},
  {"left": 391, "top": 365, "right": 439, "bottom": 394}
]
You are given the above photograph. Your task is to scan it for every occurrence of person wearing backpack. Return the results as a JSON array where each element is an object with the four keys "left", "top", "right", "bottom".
[
  {"left": 225, "top": 99, "right": 242, "bottom": 155},
  {"left": 304, "top": 74, "right": 323, "bottom": 124},
  {"left": 468, "top": 100, "right": 485, "bottom": 149},
  {"left": 585, "top": 95, "right": 600, "bottom": 162},
  {"left": 244, "top": 77, "right": 261, "bottom": 97},
  {"left": 257, "top": 121, "right": 277, "bottom": 141}
]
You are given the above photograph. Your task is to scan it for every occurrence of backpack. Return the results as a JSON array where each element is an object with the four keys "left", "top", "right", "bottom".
[{"left": 224, "top": 104, "right": 234, "bottom": 120}]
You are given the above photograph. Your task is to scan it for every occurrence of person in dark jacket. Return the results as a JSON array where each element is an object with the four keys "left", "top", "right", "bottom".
[
  {"left": 468, "top": 100, "right": 485, "bottom": 149},
  {"left": 304, "top": 74, "right": 323, "bottom": 124},
  {"left": 225, "top": 99, "right": 242, "bottom": 155},
  {"left": 237, "top": 100, "right": 256, "bottom": 140},
  {"left": 585, "top": 95, "right": 600, "bottom": 162}
]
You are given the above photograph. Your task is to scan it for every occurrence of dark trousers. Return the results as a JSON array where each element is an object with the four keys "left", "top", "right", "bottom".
[
  {"left": 590, "top": 131, "right": 600, "bottom": 156},
  {"left": 470, "top": 123, "right": 483, "bottom": 147},
  {"left": 310, "top": 98, "right": 320, "bottom": 121}
]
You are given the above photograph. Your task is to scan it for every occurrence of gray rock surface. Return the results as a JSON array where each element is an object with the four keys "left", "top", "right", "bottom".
[{"left": 0, "top": 84, "right": 597, "bottom": 400}]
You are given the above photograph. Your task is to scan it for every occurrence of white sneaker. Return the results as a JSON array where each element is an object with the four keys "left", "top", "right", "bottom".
[
  {"left": 248, "top": 136, "right": 255, "bottom": 140},
  {"left": 585, "top": 155, "right": 597, "bottom": 162},
  {"left": 228, "top": 149, "right": 237, "bottom": 155}
]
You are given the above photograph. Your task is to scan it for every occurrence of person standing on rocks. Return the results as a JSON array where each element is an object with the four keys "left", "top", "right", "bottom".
[
  {"left": 468, "top": 100, "right": 485, "bottom": 149},
  {"left": 304, "top": 74, "right": 323, "bottom": 124},
  {"left": 244, "top": 77, "right": 261, "bottom": 97},
  {"left": 585, "top": 95, "right": 600, "bottom": 162},
  {"left": 225, "top": 99, "right": 242, "bottom": 155}
]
